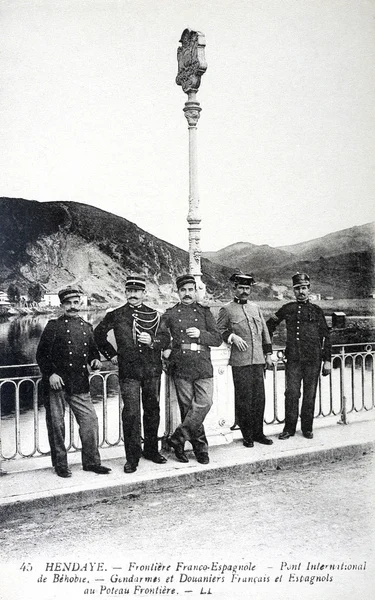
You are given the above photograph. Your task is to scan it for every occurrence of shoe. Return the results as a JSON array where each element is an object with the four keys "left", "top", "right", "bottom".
[
  {"left": 83, "top": 465, "right": 111, "bottom": 474},
  {"left": 303, "top": 431, "right": 314, "bottom": 439},
  {"left": 278, "top": 431, "right": 293, "bottom": 440},
  {"left": 243, "top": 440, "right": 254, "bottom": 448},
  {"left": 55, "top": 467, "right": 72, "bottom": 478},
  {"left": 196, "top": 453, "right": 210, "bottom": 465},
  {"left": 167, "top": 438, "right": 189, "bottom": 463},
  {"left": 142, "top": 452, "right": 167, "bottom": 464},
  {"left": 254, "top": 435, "right": 273, "bottom": 445},
  {"left": 124, "top": 461, "right": 138, "bottom": 474}
]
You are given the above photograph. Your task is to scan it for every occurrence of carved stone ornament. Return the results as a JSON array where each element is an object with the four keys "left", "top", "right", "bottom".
[{"left": 176, "top": 29, "right": 207, "bottom": 94}]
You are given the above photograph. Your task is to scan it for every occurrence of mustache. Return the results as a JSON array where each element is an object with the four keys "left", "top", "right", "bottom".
[
  {"left": 183, "top": 295, "right": 192, "bottom": 299},
  {"left": 67, "top": 308, "right": 80, "bottom": 312}
]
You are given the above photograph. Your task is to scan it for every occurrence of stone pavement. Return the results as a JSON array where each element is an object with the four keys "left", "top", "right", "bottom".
[{"left": 0, "top": 413, "right": 374, "bottom": 519}]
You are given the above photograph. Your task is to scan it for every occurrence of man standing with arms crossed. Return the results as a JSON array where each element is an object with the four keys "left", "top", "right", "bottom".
[
  {"left": 217, "top": 273, "right": 273, "bottom": 448},
  {"left": 266, "top": 272, "right": 331, "bottom": 439},
  {"left": 36, "top": 286, "right": 111, "bottom": 477},
  {"left": 94, "top": 275, "right": 167, "bottom": 473},
  {"left": 159, "top": 274, "right": 222, "bottom": 465}
]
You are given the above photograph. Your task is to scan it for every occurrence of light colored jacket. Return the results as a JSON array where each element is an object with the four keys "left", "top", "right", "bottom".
[{"left": 218, "top": 300, "right": 272, "bottom": 366}]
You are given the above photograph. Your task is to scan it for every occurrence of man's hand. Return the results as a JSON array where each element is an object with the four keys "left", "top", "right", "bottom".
[
  {"left": 231, "top": 334, "right": 248, "bottom": 351},
  {"left": 138, "top": 332, "right": 152, "bottom": 346},
  {"left": 90, "top": 359, "right": 102, "bottom": 370},
  {"left": 322, "top": 360, "right": 331, "bottom": 376},
  {"left": 110, "top": 356, "right": 118, "bottom": 366},
  {"left": 265, "top": 355, "right": 274, "bottom": 370},
  {"left": 49, "top": 373, "right": 64, "bottom": 391},
  {"left": 186, "top": 327, "right": 200, "bottom": 339}
]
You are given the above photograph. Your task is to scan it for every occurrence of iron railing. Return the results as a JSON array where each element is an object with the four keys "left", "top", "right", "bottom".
[{"left": 0, "top": 343, "right": 374, "bottom": 461}]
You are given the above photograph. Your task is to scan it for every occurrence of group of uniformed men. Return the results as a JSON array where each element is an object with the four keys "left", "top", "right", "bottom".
[{"left": 36, "top": 271, "right": 331, "bottom": 478}]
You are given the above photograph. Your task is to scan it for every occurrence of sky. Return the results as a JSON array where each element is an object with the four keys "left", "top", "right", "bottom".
[{"left": 1, "top": 0, "right": 375, "bottom": 251}]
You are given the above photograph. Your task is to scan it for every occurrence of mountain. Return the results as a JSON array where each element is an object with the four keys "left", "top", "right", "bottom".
[
  {"left": 260, "top": 251, "right": 374, "bottom": 299},
  {"left": 0, "top": 198, "right": 232, "bottom": 304},
  {"left": 203, "top": 222, "right": 375, "bottom": 298},
  {"left": 203, "top": 242, "right": 295, "bottom": 272},
  {"left": 278, "top": 222, "right": 375, "bottom": 261}
]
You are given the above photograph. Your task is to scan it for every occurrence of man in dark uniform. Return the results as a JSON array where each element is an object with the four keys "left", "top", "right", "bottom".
[
  {"left": 266, "top": 273, "right": 332, "bottom": 439},
  {"left": 159, "top": 274, "right": 222, "bottom": 464},
  {"left": 217, "top": 273, "right": 274, "bottom": 447},
  {"left": 36, "top": 286, "right": 111, "bottom": 478},
  {"left": 94, "top": 275, "right": 167, "bottom": 474}
]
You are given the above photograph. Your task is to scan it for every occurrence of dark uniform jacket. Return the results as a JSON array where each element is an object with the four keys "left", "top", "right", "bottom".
[
  {"left": 36, "top": 315, "right": 100, "bottom": 394},
  {"left": 94, "top": 303, "right": 164, "bottom": 380},
  {"left": 266, "top": 301, "right": 331, "bottom": 363},
  {"left": 158, "top": 302, "right": 222, "bottom": 381}
]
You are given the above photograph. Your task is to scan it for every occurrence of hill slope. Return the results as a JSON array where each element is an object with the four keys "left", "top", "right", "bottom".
[
  {"left": 278, "top": 222, "right": 375, "bottom": 261},
  {"left": 0, "top": 198, "right": 232, "bottom": 304},
  {"left": 203, "top": 222, "right": 375, "bottom": 298}
]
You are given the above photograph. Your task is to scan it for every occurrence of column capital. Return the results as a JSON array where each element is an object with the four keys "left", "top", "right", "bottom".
[{"left": 176, "top": 29, "right": 207, "bottom": 94}]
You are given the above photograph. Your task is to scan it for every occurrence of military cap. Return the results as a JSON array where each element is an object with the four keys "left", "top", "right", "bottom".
[
  {"left": 176, "top": 274, "right": 196, "bottom": 290},
  {"left": 292, "top": 272, "right": 310, "bottom": 288},
  {"left": 229, "top": 272, "right": 255, "bottom": 286},
  {"left": 125, "top": 275, "right": 146, "bottom": 290},
  {"left": 58, "top": 286, "right": 82, "bottom": 303}
]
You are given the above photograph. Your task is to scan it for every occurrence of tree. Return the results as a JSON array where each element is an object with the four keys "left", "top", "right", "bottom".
[
  {"left": 7, "top": 283, "right": 20, "bottom": 303},
  {"left": 27, "top": 283, "right": 44, "bottom": 303}
]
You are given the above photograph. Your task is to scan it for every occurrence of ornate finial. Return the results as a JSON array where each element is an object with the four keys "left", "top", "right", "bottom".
[{"left": 176, "top": 29, "right": 207, "bottom": 94}]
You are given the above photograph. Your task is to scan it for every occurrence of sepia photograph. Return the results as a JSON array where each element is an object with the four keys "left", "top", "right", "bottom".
[{"left": 0, "top": 1, "right": 374, "bottom": 599}]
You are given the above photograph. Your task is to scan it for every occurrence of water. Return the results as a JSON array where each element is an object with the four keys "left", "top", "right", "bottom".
[{"left": 0, "top": 310, "right": 110, "bottom": 368}]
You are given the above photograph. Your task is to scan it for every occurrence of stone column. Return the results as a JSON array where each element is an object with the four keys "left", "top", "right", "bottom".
[{"left": 176, "top": 29, "right": 207, "bottom": 299}]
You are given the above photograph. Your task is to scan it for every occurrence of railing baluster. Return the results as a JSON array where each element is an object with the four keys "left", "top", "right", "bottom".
[{"left": 1, "top": 343, "right": 374, "bottom": 461}]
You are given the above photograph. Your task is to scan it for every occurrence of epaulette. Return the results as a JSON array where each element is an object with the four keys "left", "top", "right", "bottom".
[
  {"left": 196, "top": 302, "right": 210, "bottom": 309},
  {"left": 165, "top": 303, "right": 180, "bottom": 311}
]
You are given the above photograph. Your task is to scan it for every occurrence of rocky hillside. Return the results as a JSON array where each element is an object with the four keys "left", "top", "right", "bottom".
[{"left": 0, "top": 198, "right": 233, "bottom": 305}]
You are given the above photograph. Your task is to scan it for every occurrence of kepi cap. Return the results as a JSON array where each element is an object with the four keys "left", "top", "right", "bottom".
[
  {"left": 58, "top": 286, "right": 82, "bottom": 303},
  {"left": 229, "top": 272, "right": 255, "bottom": 286},
  {"left": 125, "top": 275, "right": 146, "bottom": 290},
  {"left": 176, "top": 274, "right": 196, "bottom": 290},
  {"left": 292, "top": 272, "right": 310, "bottom": 288}
]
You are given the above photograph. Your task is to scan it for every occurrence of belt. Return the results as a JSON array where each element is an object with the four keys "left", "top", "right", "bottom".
[{"left": 179, "top": 343, "right": 207, "bottom": 352}]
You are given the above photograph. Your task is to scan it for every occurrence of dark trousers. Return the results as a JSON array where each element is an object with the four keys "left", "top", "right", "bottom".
[
  {"left": 46, "top": 390, "right": 101, "bottom": 470},
  {"left": 284, "top": 360, "right": 321, "bottom": 434},
  {"left": 232, "top": 365, "right": 266, "bottom": 442},
  {"left": 172, "top": 377, "right": 213, "bottom": 456},
  {"left": 120, "top": 376, "right": 161, "bottom": 465}
]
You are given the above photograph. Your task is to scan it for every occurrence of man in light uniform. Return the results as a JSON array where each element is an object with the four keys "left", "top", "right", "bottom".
[{"left": 217, "top": 273, "right": 273, "bottom": 447}]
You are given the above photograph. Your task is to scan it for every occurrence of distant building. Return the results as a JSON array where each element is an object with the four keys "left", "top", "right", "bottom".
[
  {"left": 309, "top": 293, "right": 321, "bottom": 301},
  {"left": 325, "top": 296, "right": 334, "bottom": 300},
  {"left": 0, "top": 291, "right": 12, "bottom": 314}
]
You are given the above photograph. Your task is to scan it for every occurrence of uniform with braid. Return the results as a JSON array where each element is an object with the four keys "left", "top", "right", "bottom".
[{"left": 94, "top": 302, "right": 164, "bottom": 466}]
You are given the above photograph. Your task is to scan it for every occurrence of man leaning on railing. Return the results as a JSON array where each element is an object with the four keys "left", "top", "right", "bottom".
[{"left": 266, "top": 272, "right": 332, "bottom": 440}]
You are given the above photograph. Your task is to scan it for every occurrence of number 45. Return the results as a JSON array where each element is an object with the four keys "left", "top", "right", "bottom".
[{"left": 20, "top": 563, "right": 33, "bottom": 571}]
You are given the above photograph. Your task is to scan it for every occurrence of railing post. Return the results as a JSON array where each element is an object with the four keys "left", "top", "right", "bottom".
[{"left": 338, "top": 345, "right": 348, "bottom": 425}]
